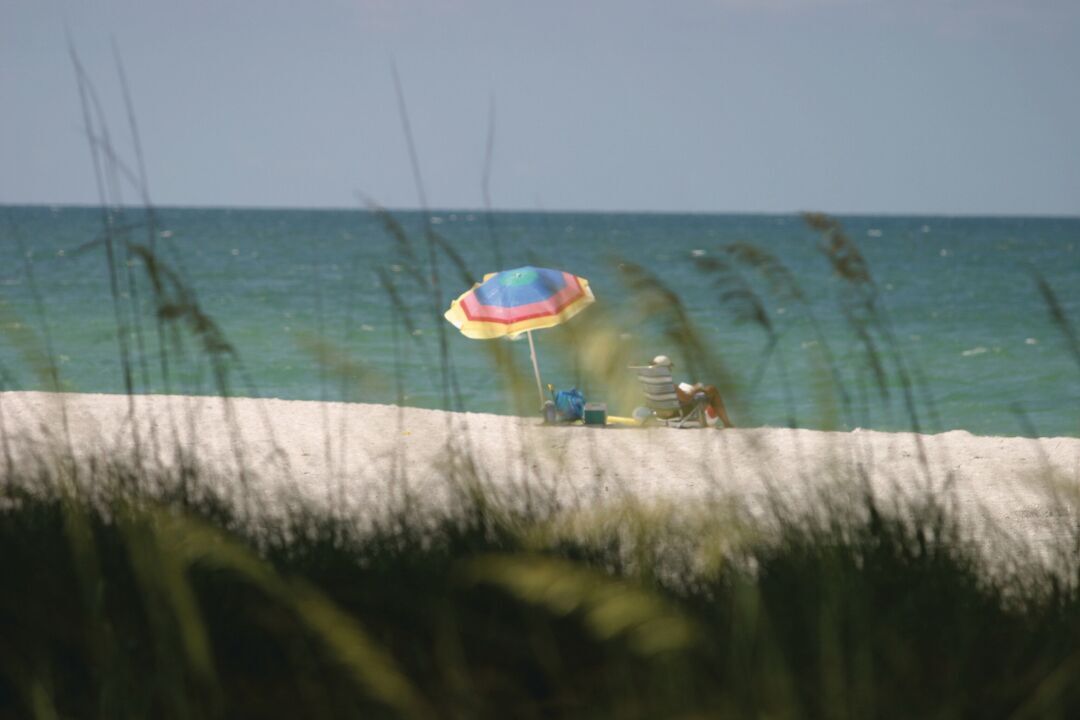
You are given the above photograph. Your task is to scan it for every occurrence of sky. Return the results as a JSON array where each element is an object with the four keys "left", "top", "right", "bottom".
[{"left": 2, "top": 0, "right": 1079, "bottom": 215}]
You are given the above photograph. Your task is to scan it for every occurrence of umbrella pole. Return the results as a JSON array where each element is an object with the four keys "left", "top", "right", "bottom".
[{"left": 526, "top": 330, "right": 545, "bottom": 410}]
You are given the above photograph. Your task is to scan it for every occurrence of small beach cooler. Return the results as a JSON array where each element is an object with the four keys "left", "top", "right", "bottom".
[{"left": 583, "top": 402, "right": 607, "bottom": 426}]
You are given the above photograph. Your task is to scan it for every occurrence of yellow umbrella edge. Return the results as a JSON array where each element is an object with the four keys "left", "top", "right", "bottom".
[{"left": 443, "top": 276, "right": 595, "bottom": 340}]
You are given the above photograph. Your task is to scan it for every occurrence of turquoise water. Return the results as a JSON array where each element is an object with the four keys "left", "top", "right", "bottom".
[{"left": 1, "top": 205, "right": 1077, "bottom": 437}]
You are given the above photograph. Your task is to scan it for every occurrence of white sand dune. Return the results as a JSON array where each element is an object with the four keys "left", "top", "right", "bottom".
[{"left": 2, "top": 391, "right": 1078, "bottom": 570}]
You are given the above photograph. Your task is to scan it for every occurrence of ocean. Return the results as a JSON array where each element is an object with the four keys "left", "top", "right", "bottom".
[{"left": 1, "top": 205, "right": 1077, "bottom": 438}]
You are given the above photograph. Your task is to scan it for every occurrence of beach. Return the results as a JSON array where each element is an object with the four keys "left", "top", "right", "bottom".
[{"left": 2, "top": 391, "right": 1078, "bottom": 568}]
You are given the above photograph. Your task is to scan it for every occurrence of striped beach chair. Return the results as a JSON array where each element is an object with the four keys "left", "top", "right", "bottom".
[{"left": 632, "top": 364, "right": 709, "bottom": 428}]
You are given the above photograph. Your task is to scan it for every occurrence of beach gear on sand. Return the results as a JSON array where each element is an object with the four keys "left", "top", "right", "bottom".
[
  {"left": 630, "top": 361, "right": 711, "bottom": 428},
  {"left": 553, "top": 387, "right": 586, "bottom": 422},
  {"left": 583, "top": 402, "right": 607, "bottom": 425},
  {"left": 444, "top": 266, "right": 595, "bottom": 408}
]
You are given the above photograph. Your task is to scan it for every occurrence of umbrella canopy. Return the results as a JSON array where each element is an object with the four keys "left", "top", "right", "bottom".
[
  {"left": 444, "top": 266, "right": 595, "bottom": 409},
  {"left": 444, "top": 266, "right": 594, "bottom": 340}
]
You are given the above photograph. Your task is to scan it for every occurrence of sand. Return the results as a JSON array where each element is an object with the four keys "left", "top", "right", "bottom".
[{"left": 2, "top": 391, "right": 1078, "bottom": 569}]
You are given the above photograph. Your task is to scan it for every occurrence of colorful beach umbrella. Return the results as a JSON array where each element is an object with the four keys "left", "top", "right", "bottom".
[{"left": 444, "top": 266, "right": 595, "bottom": 407}]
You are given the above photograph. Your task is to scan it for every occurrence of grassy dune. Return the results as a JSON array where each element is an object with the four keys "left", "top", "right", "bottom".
[{"left": 4, "top": 463, "right": 1080, "bottom": 719}]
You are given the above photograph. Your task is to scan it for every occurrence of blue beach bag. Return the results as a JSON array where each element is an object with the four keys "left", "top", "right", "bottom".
[{"left": 553, "top": 388, "right": 586, "bottom": 422}]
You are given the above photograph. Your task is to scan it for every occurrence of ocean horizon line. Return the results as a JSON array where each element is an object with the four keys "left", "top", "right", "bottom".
[{"left": 3, "top": 202, "right": 1079, "bottom": 222}]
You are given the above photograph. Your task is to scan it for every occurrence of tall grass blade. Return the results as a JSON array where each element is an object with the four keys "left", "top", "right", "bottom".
[
  {"left": 154, "top": 511, "right": 431, "bottom": 718},
  {"left": 1033, "top": 270, "right": 1080, "bottom": 372},
  {"left": 469, "top": 554, "right": 698, "bottom": 656}
]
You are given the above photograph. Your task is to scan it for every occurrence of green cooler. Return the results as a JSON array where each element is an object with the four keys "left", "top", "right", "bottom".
[{"left": 583, "top": 402, "right": 607, "bottom": 426}]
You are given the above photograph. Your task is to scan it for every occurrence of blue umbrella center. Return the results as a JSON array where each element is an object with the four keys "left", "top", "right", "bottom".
[
  {"left": 500, "top": 268, "right": 539, "bottom": 287},
  {"left": 475, "top": 267, "right": 567, "bottom": 307}
]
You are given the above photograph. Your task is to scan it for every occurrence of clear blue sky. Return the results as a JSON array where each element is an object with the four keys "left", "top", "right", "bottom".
[{"left": 2, "top": 0, "right": 1079, "bottom": 215}]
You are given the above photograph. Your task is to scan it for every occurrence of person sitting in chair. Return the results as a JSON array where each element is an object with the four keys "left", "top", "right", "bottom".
[{"left": 650, "top": 355, "right": 735, "bottom": 428}]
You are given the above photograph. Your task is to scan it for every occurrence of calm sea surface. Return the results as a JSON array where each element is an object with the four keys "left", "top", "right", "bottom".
[{"left": 1, "top": 205, "right": 1077, "bottom": 437}]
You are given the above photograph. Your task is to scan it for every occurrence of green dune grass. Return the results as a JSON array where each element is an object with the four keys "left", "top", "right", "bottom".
[{"left": 3, "top": 464, "right": 1080, "bottom": 719}]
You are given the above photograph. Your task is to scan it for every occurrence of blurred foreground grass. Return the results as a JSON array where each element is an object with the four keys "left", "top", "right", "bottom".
[{"left": 3, "top": 464, "right": 1080, "bottom": 719}]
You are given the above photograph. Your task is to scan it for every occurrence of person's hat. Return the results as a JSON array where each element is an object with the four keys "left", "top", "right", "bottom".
[{"left": 651, "top": 355, "right": 673, "bottom": 367}]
